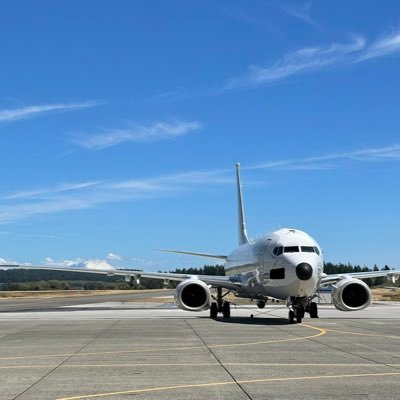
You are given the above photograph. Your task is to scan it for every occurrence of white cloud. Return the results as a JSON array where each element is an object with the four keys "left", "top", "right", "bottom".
[
  {"left": 249, "top": 144, "right": 400, "bottom": 171},
  {"left": 72, "top": 120, "right": 202, "bottom": 150},
  {"left": 0, "top": 257, "right": 17, "bottom": 265},
  {"left": 0, "top": 168, "right": 230, "bottom": 224},
  {"left": 223, "top": 28, "right": 400, "bottom": 91},
  {"left": 44, "top": 257, "right": 115, "bottom": 270},
  {"left": 0, "top": 101, "right": 103, "bottom": 122},
  {"left": 1, "top": 144, "right": 399, "bottom": 225},
  {"left": 106, "top": 253, "right": 122, "bottom": 261},
  {"left": 281, "top": 2, "right": 322, "bottom": 30},
  {"left": 356, "top": 29, "right": 400, "bottom": 62},
  {"left": 4, "top": 181, "right": 101, "bottom": 200},
  {"left": 224, "top": 37, "right": 365, "bottom": 90}
]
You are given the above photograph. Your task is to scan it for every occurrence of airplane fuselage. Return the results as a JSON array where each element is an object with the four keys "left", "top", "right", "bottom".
[{"left": 224, "top": 228, "right": 324, "bottom": 301}]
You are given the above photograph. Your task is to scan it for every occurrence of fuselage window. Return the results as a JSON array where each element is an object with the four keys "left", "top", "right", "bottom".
[
  {"left": 283, "top": 246, "right": 299, "bottom": 253},
  {"left": 273, "top": 246, "right": 283, "bottom": 256},
  {"left": 314, "top": 246, "right": 320, "bottom": 255},
  {"left": 301, "top": 246, "right": 315, "bottom": 253}
]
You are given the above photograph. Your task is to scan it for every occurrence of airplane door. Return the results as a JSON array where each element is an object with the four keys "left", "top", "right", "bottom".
[{"left": 262, "top": 239, "right": 279, "bottom": 271}]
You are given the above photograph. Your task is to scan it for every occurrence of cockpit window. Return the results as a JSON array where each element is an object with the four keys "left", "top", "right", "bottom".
[
  {"left": 301, "top": 246, "right": 315, "bottom": 253},
  {"left": 314, "top": 246, "right": 320, "bottom": 255},
  {"left": 283, "top": 246, "right": 299, "bottom": 253},
  {"left": 273, "top": 246, "right": 283, "bottom": 256}
]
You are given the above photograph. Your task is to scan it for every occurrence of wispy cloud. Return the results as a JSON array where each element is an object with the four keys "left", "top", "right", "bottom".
[
  {"left": 72, "top": 120, "right": 202, "bottom": 150},
  {"left": 280, "top": 2, "right": 322, "bottom": 30},
  {"left": 248, "top": 144, "right": 400, "bottom": 170},
  {"left": 222, "top": 28, "right": 400, "bottom": 91},
  {"left": 4, "top": 181, "right": 102, "bottom": 200},
  {"left": 150, "top": 88, "right": 191, "bottom": 103},
  {"left": 224, "top": 36, "right": 365, "bottom": 90},
  {"left": 1, "top": 144, "right": 399, "bottom": 224},
  {"left": 0, "top": 169, "right": 230, "bottom": 224},
  {"left": 356, "top": 29, "right": 400, "bottom": 62},
  {"left": 0, "top": 101, "right": 103, "bottom": 122}
]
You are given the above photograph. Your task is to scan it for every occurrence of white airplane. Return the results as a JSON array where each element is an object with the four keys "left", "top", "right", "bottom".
[{"left": 2, "top": 164, "right": 400, "bottom": 323}]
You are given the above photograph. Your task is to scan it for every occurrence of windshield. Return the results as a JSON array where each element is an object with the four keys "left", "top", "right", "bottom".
[{"left": 283, "top": 246, "right": 299, "bottom": 253}]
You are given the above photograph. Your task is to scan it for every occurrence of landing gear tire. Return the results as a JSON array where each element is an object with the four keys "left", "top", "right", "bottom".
[
  {"left": 309, "top": 302, "right": 318, "bottom": 318},
  {"left": 210, "top": 302, "right": 218, "bottom": 319},
  {"left": 288, "top": 310, "right": 295, "bottom": 324},
  {"left": 222, "top": 301, "right": 231, "bottom": 318},
  {"left": 257, "top": 300, "right": 266, "bottom": 309}
]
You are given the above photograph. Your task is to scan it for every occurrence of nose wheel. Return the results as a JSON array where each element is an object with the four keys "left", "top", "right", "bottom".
[
  {"left": 288, "top": 297, "right": 319, "bottom": 323},
  {"left": 288, "top": 308, "right": 304, "bottom": 324}
]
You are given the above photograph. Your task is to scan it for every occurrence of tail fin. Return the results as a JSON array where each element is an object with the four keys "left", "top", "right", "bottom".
[{"left": 236, "top": 163, "right": 249, "bottom": 245}]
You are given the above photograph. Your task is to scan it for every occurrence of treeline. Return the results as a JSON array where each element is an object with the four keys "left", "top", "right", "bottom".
[
  {"left": 0, "top": 263, "right": 395, "bottom": 291},
  {"left": 324, "top": 262, "right": 392, "bottom": 287}
]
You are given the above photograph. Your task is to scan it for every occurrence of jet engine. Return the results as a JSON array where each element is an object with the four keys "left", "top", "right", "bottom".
[
  {"left": 332, "top": 278, "right": 371, "bottom": 311},
  {"left": 174, "top": 279, "right": 211, "bottom": 312}
]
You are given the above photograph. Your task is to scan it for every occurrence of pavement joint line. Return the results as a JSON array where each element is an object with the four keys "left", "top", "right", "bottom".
[
  {"left": 296, "top": 324, "right": 400, "bottom": 374},
  {"left": 185, "top": 319, "right": 253, "bottom": 400},
  {"left": 0, "top": 323, "right": 327, "bottom": 361},
  {"left": 11, "top": 320, "right": 121, "bottom": 400},
  {"left": 55, "top": 371, "right": 400, "bottom": 400}
]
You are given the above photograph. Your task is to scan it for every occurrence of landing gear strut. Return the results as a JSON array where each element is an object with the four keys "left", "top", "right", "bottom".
[
  {"left": 210, "top": 287, "right": 231, "bottom": 319},
  {"left": 287, "top": 297, "right": 318, "bottom": 323}
]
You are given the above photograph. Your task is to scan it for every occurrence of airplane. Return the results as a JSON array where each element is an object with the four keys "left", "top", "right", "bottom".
[{"left": 1, "top": 163, "right": 400, "bottom": 323}]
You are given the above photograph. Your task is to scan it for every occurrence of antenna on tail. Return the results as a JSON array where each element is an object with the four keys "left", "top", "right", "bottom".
[{"left": 236, "top": 163, "right": 249, "bottom": 245}]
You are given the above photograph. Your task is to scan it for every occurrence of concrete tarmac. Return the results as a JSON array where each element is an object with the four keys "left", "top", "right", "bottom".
[{"left": 1, "top": 294, "right": 400, "bottom": 400}]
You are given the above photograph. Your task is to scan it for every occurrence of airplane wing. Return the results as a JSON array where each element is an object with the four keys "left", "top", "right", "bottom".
[
  {"left": 156, "top": 249, "right": 227, "bottom": 260},
  {"left": 320, "top": 270, "right": 400, "bottom": 286},
  {"left": 0, "top": 265, "right": 241, "bottom": 291}
]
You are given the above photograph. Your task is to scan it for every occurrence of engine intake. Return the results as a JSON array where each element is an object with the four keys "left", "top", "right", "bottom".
[
  {"left": 174, "top": 279, "right": 211, "bottom": 312},
  {"left": 332, "top": 278, "right": 371, "bottom": 311}
]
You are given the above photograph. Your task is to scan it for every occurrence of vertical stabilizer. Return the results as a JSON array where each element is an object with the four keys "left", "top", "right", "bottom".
[{"left": 236, "top": 163, "right": 249, "bottom": 245}]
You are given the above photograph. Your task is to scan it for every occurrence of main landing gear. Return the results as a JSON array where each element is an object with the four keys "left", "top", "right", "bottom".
[
  {"left": 210, "top": 287, "right": 231, "bottom": 319},
  {"left": 287, "top": 297, "right": 318, "bottom": 324},
  {"left": 257, "top": 300, "right": 266, "bottom": 309}
]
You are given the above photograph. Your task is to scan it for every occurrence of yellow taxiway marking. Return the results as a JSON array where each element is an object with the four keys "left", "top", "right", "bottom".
[
  {"left": 56, "top": 372, "right": 400, "bottom": 400},
  {"left": 2, "top": 362, "right": 399, "bottom": 370},
  {"left": 325, "top": 329, "right": 400, "bottom": 339},
  {"left": 0, "top": 323, "right": 326, "bottom": 361}
]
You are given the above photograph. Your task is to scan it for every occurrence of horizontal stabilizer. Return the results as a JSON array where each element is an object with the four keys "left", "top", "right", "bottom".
[{"left": 156, "top": 248, "right": 227, "bottom": 260}]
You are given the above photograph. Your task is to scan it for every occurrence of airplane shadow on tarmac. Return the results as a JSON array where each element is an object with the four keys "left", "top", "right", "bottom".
[{"left": 200, "top": 316, "right": 290, "bottom": 325}]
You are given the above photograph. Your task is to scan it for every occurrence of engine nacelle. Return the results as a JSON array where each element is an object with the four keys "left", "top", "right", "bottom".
[
  {"left": 332, "top": 278, "right": 371, "bottom": 311},
  {"left": 174, "top": 279, "right": 211, "bottom": 312}
]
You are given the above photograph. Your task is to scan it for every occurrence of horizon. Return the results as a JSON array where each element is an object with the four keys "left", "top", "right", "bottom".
[{"left": 1, "top": 1, "right": 400, "bottom": 271}]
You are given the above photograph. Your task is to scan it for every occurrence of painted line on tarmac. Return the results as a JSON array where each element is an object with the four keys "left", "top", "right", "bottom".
[
  {"left": 325, "top": 329, "right": 400, "bottom": 339},
  {"left": 1, "top": 362, "right": 399, "bottom": 370},
  {"left": 55, "top": 372, "right": 400, "bottom": 400},
  {"left": 0, "top": 323, "right": 326, "bottom": 361}
]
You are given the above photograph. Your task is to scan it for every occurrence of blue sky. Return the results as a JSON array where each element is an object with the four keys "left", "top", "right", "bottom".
[{"left": 1, "top": 1, "right": 400, "bottom": 270}]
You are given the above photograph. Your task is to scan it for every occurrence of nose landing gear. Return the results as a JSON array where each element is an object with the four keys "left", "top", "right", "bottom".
[{"left": 288, "top": 297, "right": 318, "bottom": 323}]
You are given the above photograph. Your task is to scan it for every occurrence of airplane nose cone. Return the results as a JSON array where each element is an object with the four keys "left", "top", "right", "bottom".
[{"left": 296, "top": 263, "right": 313, "bottom": 281}]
